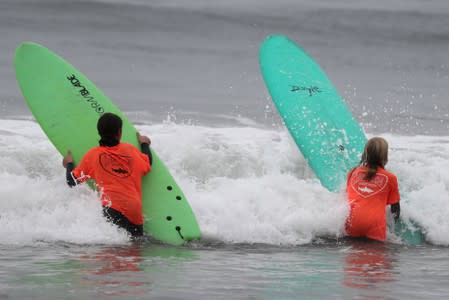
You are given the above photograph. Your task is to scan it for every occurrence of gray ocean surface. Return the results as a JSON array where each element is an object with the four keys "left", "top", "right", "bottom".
[{"left": 1, "top": 0, "right": 449, "bottom": 299}]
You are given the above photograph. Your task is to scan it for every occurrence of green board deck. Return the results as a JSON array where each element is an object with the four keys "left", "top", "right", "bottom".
[
  {"left": 14, "top": 42, "right": 201, "bottom": 245},
  {"left": 259, "top": 35, "right": 423, "bottom": 244}
]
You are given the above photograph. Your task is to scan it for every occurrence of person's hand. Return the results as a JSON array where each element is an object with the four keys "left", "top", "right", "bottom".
[
  {"left": 393, "top": 211, "right": 400, "bottom": 223},
  {"left": 63, "top": 150, "right": 73, "bottom": 168},
  {"left": 137, "top": 132, "right": 151, "bottom": 145}
]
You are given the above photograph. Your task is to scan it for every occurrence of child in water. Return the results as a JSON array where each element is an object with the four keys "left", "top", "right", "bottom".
[
  {"left": 62, "top": 113, "right": 152, "bottom": 238},
  {"left": 345, "top": 137, "right": 400, "bottom": 241}
]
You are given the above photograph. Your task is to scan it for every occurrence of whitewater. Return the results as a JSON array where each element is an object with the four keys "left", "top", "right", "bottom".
[{"left": 1, "top": 117, "right": 448, "bottom": 246}]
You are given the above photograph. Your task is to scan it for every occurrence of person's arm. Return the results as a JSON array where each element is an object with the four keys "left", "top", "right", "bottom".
[
  {"left": 140, "top": 142, "right": 153, "bottom": 166},
  {"left": 388, "top": 174, "right": 401, "bottom": 223},
  {"left": 137, "top": 132, "right": 152, "bottom": 166},
  {"left": 65, "top": 162, "right": 78, "bottom": 187},
  {"left": 390, "top": 203, "right": 400, "bottom": 223},
  {"left": 63, "top": 151, "right": 77, "bottom": 187}
]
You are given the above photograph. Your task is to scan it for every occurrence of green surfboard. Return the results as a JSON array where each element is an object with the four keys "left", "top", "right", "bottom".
[
  {"left": 259, "top": 35, "right": 423, "bottom": 244},
  {"left": 14, "top": 42, "right": 201, "bottom": 245}
]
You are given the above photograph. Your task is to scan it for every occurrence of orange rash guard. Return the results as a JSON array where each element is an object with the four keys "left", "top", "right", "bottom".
[
  {"left": 345, "top": 166, "right": 400, "bottom": 241},
  {"left": 72, "top": 143, "right": 150, "bottom": 225}
]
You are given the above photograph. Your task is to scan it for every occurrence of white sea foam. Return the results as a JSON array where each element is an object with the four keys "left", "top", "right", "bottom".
[{"left": 0, "top": 119, "right": 448, "bottom": 246}]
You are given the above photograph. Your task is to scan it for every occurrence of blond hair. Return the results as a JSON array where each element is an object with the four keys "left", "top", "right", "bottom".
[{"left": 360, "top": 137, "right": 389, "bottom": 181}]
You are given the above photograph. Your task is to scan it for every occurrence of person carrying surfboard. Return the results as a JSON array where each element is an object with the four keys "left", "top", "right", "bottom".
[
  {"left": 345, "top": 137, "right": 401, "bottom": 241},
  {"left": 62, "top": 112, "right": 152, "bottom": 238}
]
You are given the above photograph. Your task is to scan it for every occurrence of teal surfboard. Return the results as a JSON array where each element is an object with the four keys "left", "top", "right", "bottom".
[
  {"left": 260, "top": 35, "right": 366, "bottom": 192},
  {"left": 14, "top": 42, "right": 201, "bottom": 245},
  {"left": 259, "top": 35, "right": 423, "bottom": 244}
]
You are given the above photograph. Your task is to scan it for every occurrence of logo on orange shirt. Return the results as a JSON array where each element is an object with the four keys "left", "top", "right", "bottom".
[
  {"left": 350, "top": 171, "right": 388, "bottom": 198},
  {"left": 99, "top": 153, "right": 133, "bottom": 178}
]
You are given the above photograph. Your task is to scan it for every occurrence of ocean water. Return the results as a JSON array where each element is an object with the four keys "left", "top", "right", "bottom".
[{"left": 1, "top": 0, "right": 449, "bottom": 299}]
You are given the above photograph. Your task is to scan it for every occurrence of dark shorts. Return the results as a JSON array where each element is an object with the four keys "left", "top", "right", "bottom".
[{"left": 103, "top": 207, "right": 143, "bottom": 238}]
